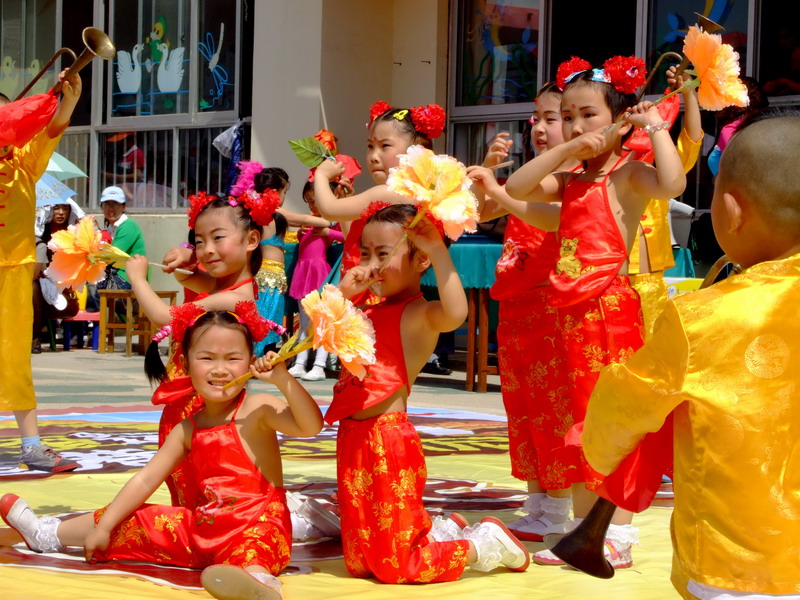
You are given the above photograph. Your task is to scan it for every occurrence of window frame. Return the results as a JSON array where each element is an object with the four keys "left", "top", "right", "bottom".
[{"left": 105, "top": 0, "right": 241, "bottom": 128}]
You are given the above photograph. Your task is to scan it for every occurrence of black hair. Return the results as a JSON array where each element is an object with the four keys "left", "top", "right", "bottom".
[
  {"left": 563, "top": 70, "right": 637, "bottom": 121},
  {"left": 716, "top": 76, "right": 769, "bottom": 126},
  {"left": 188, "top": 195, "right": 263, "bottom": 276},
  {"left": 0, "top": 92, "right": 10, "bottom": 105},
  {"left": 737, "top": 105, "right": 800, "bottom": 131},
  {"left": 522, "top": 82, "right": 563, "bottom": 161},
  {"left": 302, "top": 179, "right": 338, "bottom": 202},
  {"left": 372, "top": 108, "right": 433, "bottom": 149},
  {"left": 253, "top": 168, "right": 288, "bottom": 240},
  {"left": 144, "top": 310, "right": 255, "bottom": 385},
  {"left": 364, "top": 204, "right": 451, "bottom": 256}
]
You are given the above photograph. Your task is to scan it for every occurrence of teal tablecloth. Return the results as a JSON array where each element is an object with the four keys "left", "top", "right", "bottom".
[
  {"left": 421, "top": 236, "right": 503, "bottom": 289},
  {"left": 665, "top": 247, "right": 695, "bottom": 278}
]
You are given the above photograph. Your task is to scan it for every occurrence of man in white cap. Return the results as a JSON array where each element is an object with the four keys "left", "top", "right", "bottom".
[{"left": 98, "top": 186, "right": 146, "bottom": 288}]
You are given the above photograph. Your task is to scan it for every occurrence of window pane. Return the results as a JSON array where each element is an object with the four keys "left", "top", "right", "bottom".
[
  {"left": 197, "top": 0, "right": 237, "bottom": 112},
  {"left": 452, "top": 119, "right": 529, "bottom": 177},
  {"left": 551, "top": 0, "right": 636, "bottom": 71},
  {"left": 111, "top": 1, "right": 190, "bottom": 117},
  {"left": 759, "top": 5, "right": 800, "bottom": 97},
  {"left": 456, "top": 1, "right": 540, "bottom": 106},
  {"left": 61, "top": 0, "right": 96, "bottom": 126},
  {"left": 0, "top": 0, "right": 56, "bottom": 101},
  {"left": 646, "top": 2, "right": 748, "bottom": 95},
  {"left": 102, "top": 130, "right": 176, "bottom": 208}
]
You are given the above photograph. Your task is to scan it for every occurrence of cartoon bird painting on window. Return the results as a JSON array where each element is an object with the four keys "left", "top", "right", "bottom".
[{"left": 198, "top": 23, "right": 233, "bottom": 109}]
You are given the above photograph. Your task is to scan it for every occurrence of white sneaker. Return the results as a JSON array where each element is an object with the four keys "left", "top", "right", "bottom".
[
  {"left": 201, "top": 565, "right": 282, "bottom": 600},
  {"left": 429, "top": 512, "right": 469, "bottom": 542},
  {"left": 288, "top": 363, "right": 306, "bottom": 378},
  {"left": 465, "top": 516, "right": 530, "bottom": 572},
  {"left": 301, "top": 365, "right": 326, "bottom": 381},
  {"left": 0, "top": 494, "right": 63, "bottom": 553},
  {"left": 286, "top": 491, "right": 340, "bottom": 540}
]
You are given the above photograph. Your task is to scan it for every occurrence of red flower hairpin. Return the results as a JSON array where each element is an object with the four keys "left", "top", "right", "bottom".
[
  {"left": 187, "top": 191, "right": 218, "bottom": 230},
  {"left": 368, "top": 101, "right": 394, "bottom": 128},
  {"left": 410, "top": 104, "right": 446, "bottom": 139},
  {"left": 361, "top": 201, "right": 393, "bottom": 222},
  {"left": 556, "top": 56, "right": 592, "bottom": 90},
  {"left": 232, "top": 300, "right": 286, "bottom": 341},
  {"left": 603, "top": 55, "right": 647, "bottom": 95},
  {"left": 242, "top": 188, "right": 282, "bottom": 227}
]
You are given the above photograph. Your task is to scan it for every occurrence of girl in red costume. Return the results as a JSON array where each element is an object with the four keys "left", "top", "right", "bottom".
[
  {"left": 127, "top": 191, "right": 269, "bottom": 507},
  {"left": 502, "top": 56, "right": 686, "bottom": 568},
  {"left": 312, "top": 101, "right": 446, "bottom": 300},
  {"left": 1, "top": 306, "right": 323, "bottom": 600},
  {"left": 469, "top": 83, "right": 583, "bottom": 543},
  {"left": 328, "top": 204, "right": 530, "bottom": 584}
]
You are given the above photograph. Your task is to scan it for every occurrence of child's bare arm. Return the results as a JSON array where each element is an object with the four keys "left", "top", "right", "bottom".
[
  {"left": 406, "top": 218, "right": 467, "bottom": 333},
  {"left": 505, "top": 142, "right": 573, "bottom": 203},
  {"left": 126, "top": 255, "right": 173, "bottom": 325},
  {"left": 666, "top": 66, "right": 702, "bottom": 143},
  {"left": 625, "top": 102, "right": 686, "bottom": 201},
  {"left": 250, "top": 354, "right": 324, "bottom": 437},
  {"left": 47, "top": 70, "right": 81, "bottom": 138},
  {"left": 469, "top": 166, "right": 561, "bottom": 231},
  {"left": 314, "top": 160, "right": 405, "bottom": 221},
  {"left": 277, "top": 207, "right": 329, "bottom": 229},
  {"left": 85, "top": 422, "right": 190, "bottom": 561}
]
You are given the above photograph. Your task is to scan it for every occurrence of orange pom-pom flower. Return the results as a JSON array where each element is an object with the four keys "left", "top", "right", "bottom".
[
  {"left": 682, "top": 25, "right": 748, "bottom": 110},
  {"left": 301, "top": 284, "right": 376, "bottom": 380},
  {"left": 45, "top": 217, "right": 108, "bottom": 290}
]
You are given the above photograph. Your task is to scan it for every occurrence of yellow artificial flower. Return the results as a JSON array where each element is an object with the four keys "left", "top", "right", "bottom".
[
  {"left": 386, "top": 145, "right": 478, "bottom": 240},
  {"left": 45, "top": 216, "right": 107, "bottom": 289}
]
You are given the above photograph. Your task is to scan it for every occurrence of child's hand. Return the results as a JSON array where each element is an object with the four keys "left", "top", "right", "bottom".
[
  {"left": 624, "top": 101, "right": 663, "bottom": 129},
  {"left": 666, "top": 66, "right": 693, "bottom": 92},
  {"left": 161, "top": 245, "right": 195, "bottom": 273},
  {"left": 250, "top": 353, "right": 290, "bottom": 384},
  {"left": 84, "top": 526, "right": 111, "bottom": 563},
  {"left": 565, "top": 131, "right": 610, "bottom": 160},
  {"left": 406, "top": 215, "right": 446, "bottom": 257},
  {"left": 57, "top": 68, "right": 82, "bottom": 102},
  {"left": 315, "top": 159, "right": 346, "bottom": 181},
  {"left": 125, "top": 255, "right": 149, "bottom": 283},
  {"left": 340, "top": 265, "right": 381, "bottom": 299},
  {"left": 482, "top": 132, "right": 513, "bottom": 167},
  {"left": 466, "top": 165, "right": 503, "bottom": 197},
  {"left": 334, "top": 176, "right": 354, "bottom": 197}
]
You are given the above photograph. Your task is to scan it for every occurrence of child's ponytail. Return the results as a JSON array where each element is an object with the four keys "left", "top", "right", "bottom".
[{"left": 144, "top": 339, "right": 169, "bottom": 385}]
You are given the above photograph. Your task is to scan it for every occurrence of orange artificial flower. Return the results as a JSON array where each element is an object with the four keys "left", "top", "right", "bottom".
[
  {"left": 386, "top": 145, "right": 479, "bottom": 240},
  {"left": 313, "top": 129, "right": 338, "bottom": 154},
  {"left": 301, "top": 284, "right": 376, "bottom": 380},
  {"left": 683, "top": 25, "right": 748, "bottom": 111},
  {"left": 45, "top": 216, "right": 107, "bottom": 289}
]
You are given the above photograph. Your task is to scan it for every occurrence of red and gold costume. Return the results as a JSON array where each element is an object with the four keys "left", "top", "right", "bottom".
[
  {"left": 94, "top": 392, "right": 291, "bottom": 572},
  {"left": 151, "top": 277, "right": 256, "bottom": 507},
  {"left": 493, "top": 218, "right": 576, "bottom": 486},
  {"left": 327, "top": 294, "right": 470, "bottom": 583},
  {"left": 0, "top": 129, "right": 63, "bottom": 413},
  {"left": 547, "top": 158, "right": 646, "bottom": 490}
]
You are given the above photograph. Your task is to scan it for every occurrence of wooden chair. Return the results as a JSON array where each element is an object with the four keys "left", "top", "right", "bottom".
[{"left": 98, "top": 289, "right": 178, "bottom": 356}]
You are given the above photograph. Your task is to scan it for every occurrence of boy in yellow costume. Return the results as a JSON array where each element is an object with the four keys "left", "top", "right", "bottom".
[
  {"left": 0, "top": 71, "right": 82, "bottom": 472},
  {"left": 583, "top": 109, "right": 800, "bottom": 598}
]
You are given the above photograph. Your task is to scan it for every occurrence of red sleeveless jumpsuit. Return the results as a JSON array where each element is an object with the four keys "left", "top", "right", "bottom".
[
  {"left": 328, "top": 293, "right": 470, "bottom": 583},
  {"left": 94, "top": 392, "right": 292, "bottom": 572},
  {"left": 547, "top": 158, "right": 646, "bottom": 490},
  {"left": 151, "top": 277, "right": 257, "bottom": 507}
]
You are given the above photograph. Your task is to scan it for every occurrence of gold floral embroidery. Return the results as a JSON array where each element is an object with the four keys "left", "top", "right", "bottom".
[
  {"left": 153, "top": 513, "right": 184, "bottom": 542},
  {"left": 556, "top": 237, "right": 595, "bottom": 279},
  {"left": 345, "top": 468, "right": 374, "bottom": 506}
]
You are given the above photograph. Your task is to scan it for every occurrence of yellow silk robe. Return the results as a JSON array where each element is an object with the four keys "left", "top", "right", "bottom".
[
  {"left": 0, "top": 129, "right": 63, "bottom": 411},
  {"left": 584, "top": 253, "right": 800, "bottom": 596}
]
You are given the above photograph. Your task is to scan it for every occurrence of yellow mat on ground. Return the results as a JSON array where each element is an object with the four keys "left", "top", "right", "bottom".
[{"left": 0, "top": 454, "right": 678, "bottom": 600}]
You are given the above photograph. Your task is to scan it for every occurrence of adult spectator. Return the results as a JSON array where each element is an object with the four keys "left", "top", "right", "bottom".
[{"left": 97, "top": 185, "right": 146, "bottom": 289}]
